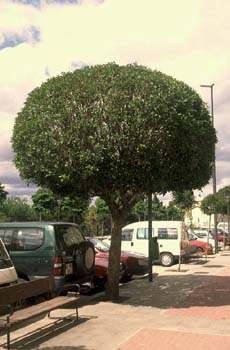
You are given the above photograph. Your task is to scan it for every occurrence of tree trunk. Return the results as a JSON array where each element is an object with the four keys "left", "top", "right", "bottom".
[{"left": 104, "top": 214, "right": 123, "bottom": 301}]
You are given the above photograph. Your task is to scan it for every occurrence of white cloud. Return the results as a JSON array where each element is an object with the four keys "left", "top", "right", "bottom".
[{"left": 0, "top": 1, "right": 39, "bottom": 44}]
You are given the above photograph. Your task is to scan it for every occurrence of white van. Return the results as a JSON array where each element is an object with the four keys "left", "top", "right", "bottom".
[
  {"left": 0, "top": 238, "right": 18, "bottom": 287},
  {"left": 121, "top": 221, "right": 190, "bottom": 267}
]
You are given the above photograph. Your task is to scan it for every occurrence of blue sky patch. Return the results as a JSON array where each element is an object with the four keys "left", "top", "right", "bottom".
[
  {"left": 11, "top": 0, "right": 80, "bottom": 7},
  {"left": 11, "top": 0, "right": 104, "bottom": 8},
  {"left": 0, "top": 27, "right": 40, "bottom": 50},
  {"left": 11, "top": 0, "right": 40, "bottom": 7}
]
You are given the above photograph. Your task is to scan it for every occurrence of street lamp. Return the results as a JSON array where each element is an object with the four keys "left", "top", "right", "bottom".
[
  {"left": 148, "top": 192, "right": 153, "bottom": 282},
  {"left": 200, "top": 83, "right": 218, "bottom": 253},
  {"left": 225, "top": 195, "right": 230, "bottom": 250}
]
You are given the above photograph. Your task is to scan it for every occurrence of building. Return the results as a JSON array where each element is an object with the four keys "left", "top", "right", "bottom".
[{"left": 184, "top": 205, "right": 214, "bottom": 229}]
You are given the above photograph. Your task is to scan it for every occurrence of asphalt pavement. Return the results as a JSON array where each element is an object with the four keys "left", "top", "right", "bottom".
[{"left": 1, "top": 251, "right": 230, "bottom": 350}]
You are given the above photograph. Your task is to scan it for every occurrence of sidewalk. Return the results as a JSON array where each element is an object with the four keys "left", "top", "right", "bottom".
[{"left": 1, "top": 252, "right": 230, "bottom": 349}]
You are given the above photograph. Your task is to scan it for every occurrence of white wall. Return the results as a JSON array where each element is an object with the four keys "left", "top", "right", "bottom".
[{"left": 185, "top": 206, "right": 214, "bottom": 228}]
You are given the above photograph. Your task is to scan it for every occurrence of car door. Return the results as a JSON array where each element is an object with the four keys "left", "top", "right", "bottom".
[{"left": 121, "top": 229, "right": 135, "bottom": 253}]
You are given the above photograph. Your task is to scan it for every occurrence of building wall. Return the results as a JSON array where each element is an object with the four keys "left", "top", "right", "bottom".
[{"left": 185, "top": 206, "right": 214, "bottom": 228}]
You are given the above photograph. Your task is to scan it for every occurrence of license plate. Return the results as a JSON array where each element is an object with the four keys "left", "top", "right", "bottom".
[{"left": 65, "top": 263, "right": 73, "bottom": 275}]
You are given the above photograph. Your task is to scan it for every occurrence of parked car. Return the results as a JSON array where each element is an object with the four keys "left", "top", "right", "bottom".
[
  {"left": 87, "top": 237, "right": 148, "bottom": 286},
  {"left": 121, "top": 221, "right": 190, "bottom": 267},
  {"left": 0, "top": 238, "right": 18, "bottom": 287},
  {"left": 0, "top": 222, "right": 95, "bottom": 294},
  {"left": 189, "top": 231, "right": 215, "bottom": 247},
  {"left": 188, "top": 234, "right": 213, "bottom": 255},
  {"left": 209, "top": 229, "right": 230, "bottom": 242}
]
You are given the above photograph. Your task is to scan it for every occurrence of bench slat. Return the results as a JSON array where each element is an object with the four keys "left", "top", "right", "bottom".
[
  {"left": 9, "top": 296, "right": 80, "bottom": 324},
  {"left": 0, "top": 277, "right": 54, "bottom": 305}
]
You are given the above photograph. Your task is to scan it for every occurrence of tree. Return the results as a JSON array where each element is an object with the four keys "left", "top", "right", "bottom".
[
  {"left": 132, "top": 196, "right": 182, "bottom": 221},
  {"left": 32, "top": 188, "right": 89, "bottom": 223},
  {"left": 166, "top": 203, "right": 182, "bottom": 221},
  {"left": 0, "top": 183, "right": 8, "bottom": 204},
  {"left": 215, "top": 186, "right": 230, "bottom": 216},
  {"left": 12, "top": 63, "right": 216, "bottom": 300},
  {"left": 95, "top": 198, "right": 111, "bottom": 235},
  {"left": 83, "top": 205, "right": 98, "bottom": 236},
  {"left": 132, "top": 198, "right": 147, "bottom": 221},
  {"left": 201, "top": 193, "right": 219, "bottom": 216},
  {"left": 61, "top": 196, "right": 89, "bottom": 224},
  {"left": 172, "top": 190, "right": 196, "bottom": 217},
  {"left": 152, "top": 194, "right": 165, "bottom": 220},
  {"left": 201, "top": 194, "right": 219, "bottom": 245},
  {"left": 32, "top": 188, "right": 56, "bottom": 220},
  {"left": 0, "top": 197, "right": 36, "bottom": 222}
]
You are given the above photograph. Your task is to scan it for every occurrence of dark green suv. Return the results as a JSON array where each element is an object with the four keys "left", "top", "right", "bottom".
[{"left": 0, "top": 222, "right": 95, "bottom": 294}]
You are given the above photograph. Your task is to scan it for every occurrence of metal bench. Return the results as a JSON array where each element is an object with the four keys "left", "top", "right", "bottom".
[{"left": 0, "top": 277, "right": 80, "bottom": 350}]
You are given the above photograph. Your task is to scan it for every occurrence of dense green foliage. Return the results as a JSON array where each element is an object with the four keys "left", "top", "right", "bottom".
[
  {"left": 132, "top": 195, "right": 182, "bottom": 221},
  {"left": 201, "top": 186, "right": 230, "bottom": 217},
  {"left": 13, "top": 63, "right": 216, "bottom": 200},
  {"left": 32, "top": 188, "right": 89, "bottom": 223},
  {"left": 0, "top": 183, "right": 35, "bottom": 222},
  {"left": 171, "top": 191, "right": 196, "bottom": 214},
  {"left": 215, "top": 186, "right": 230, "bottom": 215},
  {"left": 0, "top": 197, "right": 36, "bottom": 222},
  {"left": 84, "top": 198, "right": 111, "bottom": 236}
]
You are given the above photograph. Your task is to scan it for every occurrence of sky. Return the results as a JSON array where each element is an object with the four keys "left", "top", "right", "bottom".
[{"left": 0, "top": 0, "right": 230, "bottom": 204}]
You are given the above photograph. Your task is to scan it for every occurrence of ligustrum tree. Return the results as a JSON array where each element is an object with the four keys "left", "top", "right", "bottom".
[
  {"left": 201, "top": 194, "right": 219, "bottom": 216},
  {"left": 172, "top": 190, "right": 196, "bottom": 216},
  {"left": 12, "top": 63, "right": 216, "bottom": 300}
]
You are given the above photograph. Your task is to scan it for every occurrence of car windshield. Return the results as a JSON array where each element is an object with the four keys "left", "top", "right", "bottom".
[{"left": 90, "top": 238, "right": 110, "bottom": 252}]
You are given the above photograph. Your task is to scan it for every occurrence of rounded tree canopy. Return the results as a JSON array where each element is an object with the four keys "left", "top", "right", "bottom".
[{"left": 12, "top": 63, "right": 216, "bottom": 198}]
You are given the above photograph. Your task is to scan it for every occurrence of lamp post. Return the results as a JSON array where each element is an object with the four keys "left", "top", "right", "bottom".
[
  {"left": 227, "top": 196, "right": 230, "bottom": 234},
  {"left": 200, "top": 83, "right": 218, "bottom": 253},
  {"left": 148, "top": 192, "right": 153, "bottom": 282},
  {"left": 225, "top": 195, "right": 230, "bottom": 250}
]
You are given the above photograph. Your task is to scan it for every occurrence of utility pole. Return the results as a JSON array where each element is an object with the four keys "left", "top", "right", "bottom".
[{"left": 148, "top": 193, "right": 153, "bottom": 282}]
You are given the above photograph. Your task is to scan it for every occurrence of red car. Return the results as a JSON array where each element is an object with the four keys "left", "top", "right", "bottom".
[
  {"left": 87, "top": 237, "right": 148, "bottom": 287},
  {"left": 189, "top": 235, "right": 213, "bottom": 255}
]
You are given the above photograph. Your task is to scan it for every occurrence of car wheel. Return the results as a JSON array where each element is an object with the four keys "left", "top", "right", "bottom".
[
  {"left": 160, "top": 253, "right": 174, "bottom": 267},
  {"left": 74, "top": 241, "right": 95, "bottom": 275}
]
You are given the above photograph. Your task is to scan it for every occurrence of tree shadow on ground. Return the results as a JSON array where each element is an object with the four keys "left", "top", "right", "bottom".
[
  {"left": 115, "top": 274, "right": 230, "bottom": 309},
  {"left": 89, "top": 256, "right": 230, "bottom": 309}
]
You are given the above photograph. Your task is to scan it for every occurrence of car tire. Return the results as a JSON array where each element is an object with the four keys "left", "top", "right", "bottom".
[
  {"left": 74, "top": 241, "right": 95, "bottom": 275},
  {"left": 160, "top": 253, "right": 174, "bottom": 267},
  {"left": 120, "top": 266, "right": 132, "bottom": 283}
]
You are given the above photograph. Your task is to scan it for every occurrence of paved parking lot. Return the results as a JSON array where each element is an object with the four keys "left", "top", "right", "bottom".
[{"left": 1, "top": 252, "right": 230, "bottom": 350}]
